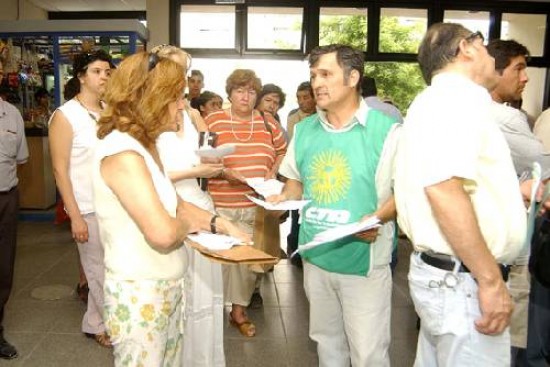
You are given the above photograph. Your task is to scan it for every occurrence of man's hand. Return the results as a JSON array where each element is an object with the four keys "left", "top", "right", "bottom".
[
  {"left": 474, "top": 278, "right": 514, "bottom": 335},
  {"left": 354, "top": 214, "right": 380, "bottom": 242},
  {"left": 71, "top": 215, "right": 89, "bottom": 243}
]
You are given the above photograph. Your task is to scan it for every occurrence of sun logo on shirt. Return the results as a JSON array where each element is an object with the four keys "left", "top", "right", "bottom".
[{"left": 308, "top": 150, "right": 351, "bottom": 205}]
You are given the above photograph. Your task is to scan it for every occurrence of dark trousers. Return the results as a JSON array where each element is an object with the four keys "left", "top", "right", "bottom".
[
  {"left": 0, "top": 187, "right": 18, "bottom": 336},
  {"left": 525, "top": 277, "right": 550, "bottom": 366},
  {"left": 287, "top": 209, "right": 301, "bottom": 266}
]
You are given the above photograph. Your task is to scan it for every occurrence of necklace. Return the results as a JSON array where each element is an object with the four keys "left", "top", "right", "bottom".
[
  {"left": 75, "top": 95, "right": 102, "bottom": 123},
  {"left": 229, "top": 108, "right": 254, "bottom": 142}
]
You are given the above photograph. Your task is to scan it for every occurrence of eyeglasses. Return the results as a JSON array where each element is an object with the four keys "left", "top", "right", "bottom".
[
  {"left": 455, "top": 31, "right": 485, "bottom": 56},
  {"left": 465, "top": 31, "right": 484, "bottom": 43}
]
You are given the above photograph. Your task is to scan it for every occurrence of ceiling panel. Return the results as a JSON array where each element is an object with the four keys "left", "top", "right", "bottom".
[{"left": 28, "top": 0, "right": 146, "bottom": 12}]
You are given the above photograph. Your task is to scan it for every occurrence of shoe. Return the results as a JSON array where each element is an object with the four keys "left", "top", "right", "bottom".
[
  {"left": 248, "top": 290, "right": 263, "bottom": 310},
  {"left": 0, "top": 338, "right": 18, "bottom": 360},
  {"left": 76, "top": 283, "right": 89, "bottom": 304},
  {"left": 85, "top": 332, "right": 112, "bottom": 348},
  {"left": 229, "top": 312, "right": 256, "bottom": 337}
]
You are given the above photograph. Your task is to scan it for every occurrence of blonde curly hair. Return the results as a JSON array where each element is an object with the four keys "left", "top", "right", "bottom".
[{"left": 97, "top": 52, "right": 186, "bottom": 149}]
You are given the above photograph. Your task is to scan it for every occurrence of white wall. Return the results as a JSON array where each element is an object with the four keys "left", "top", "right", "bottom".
[
  {"left": 146, "top": 0, "right": 169, "bottom": 50},
  {"left": 0, "top": 0, "right": 47, "bottom": 20}
]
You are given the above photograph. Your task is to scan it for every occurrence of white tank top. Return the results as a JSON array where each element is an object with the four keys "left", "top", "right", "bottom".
[
  {"left": 93, "top": 130, "right": 188, "bottom": 280},
  {"left": 157, "top": 110, "right": 215, "bottom": 212},
  {"left": 55, "top": 99, "right": 98, "bottom": 214}
]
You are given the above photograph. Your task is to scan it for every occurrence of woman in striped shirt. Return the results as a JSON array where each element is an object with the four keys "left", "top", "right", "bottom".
[{"left": 206, "top": 69, "right": 287, "bottom": 337}]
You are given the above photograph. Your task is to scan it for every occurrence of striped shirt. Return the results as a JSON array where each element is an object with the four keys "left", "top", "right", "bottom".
[{"left": 206, "top": 109, "right": 287, "bottom": 208}]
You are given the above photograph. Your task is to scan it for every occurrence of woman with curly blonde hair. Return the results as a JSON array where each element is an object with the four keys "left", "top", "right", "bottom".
[{"left": 93, "top": 52, "right": 234, "bottom": 366}]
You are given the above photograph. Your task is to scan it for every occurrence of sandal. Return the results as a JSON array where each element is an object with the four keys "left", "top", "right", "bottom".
[
  {"left": 85, "top": 332, "right": 112, "bottom": 348},
  {"left": 229, "top": 312, "right": 256, "bottom": 337}
]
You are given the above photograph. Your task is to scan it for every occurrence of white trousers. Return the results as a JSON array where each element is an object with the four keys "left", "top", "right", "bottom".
[
  {"left": 182, "top": 248, "right": 225, "bottom": 367},
  {"left": 303, "top": 261, "right": 391, "bottom": 367},
  {"left": 77, "top": 214, "right": 105, "bottom": 334},
  {"left": 408, "top": 252, "right": 510, "bottom": 367},
  {"left": 216, "top": 207, "right": 258, "bottom": 306}
]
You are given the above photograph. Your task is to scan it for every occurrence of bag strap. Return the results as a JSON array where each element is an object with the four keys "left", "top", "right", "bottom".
[{"left": 259, "top": 111, "right": 275, "bottom": 146}]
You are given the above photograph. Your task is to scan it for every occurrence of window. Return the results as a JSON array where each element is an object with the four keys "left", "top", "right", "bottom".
[
  {"left": 364, "top": 62, "right": 425, "bottom": 113},
  {"left": 379, "top": 8, "right": 427, "bottom": 53},
  {"left": 502, "top": 13, "right": 547, "bottom": 56},
  {"left": 180, "top": 5, "right": 236, "bottom": 49},
  {"left": 319, "top": 7, "right": 367, "bottom": 50},
  {"left": 247, "top": 7, "right": 303, "bottom": 51},
  {"left": 444, "top": 10, "right": 490, "bottom": 41}
]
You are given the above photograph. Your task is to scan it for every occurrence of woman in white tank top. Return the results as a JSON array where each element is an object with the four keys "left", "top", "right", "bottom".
[{"left": 49, "top": 50, "right": 113, "bottom": 347}]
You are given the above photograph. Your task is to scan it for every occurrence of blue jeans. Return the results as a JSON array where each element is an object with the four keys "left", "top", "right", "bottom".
[{"left": 408, "top": 252, "right": 510, "bottom": 367}]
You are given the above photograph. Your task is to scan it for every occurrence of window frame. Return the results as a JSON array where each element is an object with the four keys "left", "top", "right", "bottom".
[{"left": 171, "top": 0, "right": 550, "bottom": 106}]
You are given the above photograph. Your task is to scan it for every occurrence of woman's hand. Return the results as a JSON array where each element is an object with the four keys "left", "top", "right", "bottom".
[
  {"left": 195, "top": 163, "right": 224, "bottom": 178},
  {"left": 176, "top": 202, "right": 201, "bottom": 234},
  {"left": 264, "top": 170, "right": 277, "bottom": 180},
  {"left": 223, "top": 220, "right": 252, "bottom": 243},
  {"left": 71, "top": 215, "right": 89, "bottom": 243},
  {"left": 222, "top": 168, "right": 247, "bottom": 184}
]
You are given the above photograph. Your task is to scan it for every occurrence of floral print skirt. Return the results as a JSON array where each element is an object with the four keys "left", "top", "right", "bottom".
[{"left": 104, "top": 278, "right": 184, "bottom": 367}]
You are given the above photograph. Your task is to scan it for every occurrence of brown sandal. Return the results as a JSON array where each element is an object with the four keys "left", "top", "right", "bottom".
[
  {"left": 85, "top": 332, "right": 112, "bottom": 348},
  {"left": 229, "top": 312, "right": 256, "bottom": 337}
]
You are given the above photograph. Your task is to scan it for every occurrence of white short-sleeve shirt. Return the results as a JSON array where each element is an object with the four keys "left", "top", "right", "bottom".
[{"left": 394, "top": 73, "right": 526, "bottom": 264}]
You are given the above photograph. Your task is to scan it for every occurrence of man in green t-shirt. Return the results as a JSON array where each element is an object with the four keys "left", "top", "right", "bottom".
[{"left": 269, "top": 44, "right": 400, "bottom": 367}]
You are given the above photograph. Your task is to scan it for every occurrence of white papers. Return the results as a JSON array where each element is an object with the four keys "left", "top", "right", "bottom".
[
  {"left": 246, "top": 178, "right": 284, "bottom": 197},
  {"left": 292, "top": 216, "right": 381, "bottom": 257},
  {"left": 246, "top": 194, "right": 310, "bottom": 211},
  {"left": 195, "top": 145, "right": 235, "bottom": 159},
  {"left": 187, "top": 232, "right": 244, "bottom": 250}
]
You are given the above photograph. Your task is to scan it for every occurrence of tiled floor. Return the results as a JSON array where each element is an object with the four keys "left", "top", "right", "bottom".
[{"left": 0, "top": 220, "right": 418, "bottom": 367}]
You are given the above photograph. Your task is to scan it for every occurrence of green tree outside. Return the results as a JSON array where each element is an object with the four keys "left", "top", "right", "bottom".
[{"left": 319, "top": 14, "right": 426, "bottom": 113}]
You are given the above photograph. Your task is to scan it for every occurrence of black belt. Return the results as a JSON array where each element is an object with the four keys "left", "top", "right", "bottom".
[
  {"left": 0, "top": 186, "right": 16, "bottom": 194},
  {"left": 420, "top": 252, "right": 510, "bottom": 282}
]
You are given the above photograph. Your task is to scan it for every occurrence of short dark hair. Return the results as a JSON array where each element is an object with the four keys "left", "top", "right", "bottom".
[
  {"left": 309, "top": 44, "right": 364, "bottom": 91},
  {"left": 189, "top": 69, "right": 204, "bottom": 81},
  {"left": 73, "top": 50, "right": 113, "bottom": 78},
  {"left": 296, "top": 81, "right": 313, "bottom": 98},
  {"left": 191, "top": 90, "right": 220, "bottom": 110},
  {"left": 34, "top": 87, "right": 49, "bottom": 102},
  {"left": 418, "top": 23, "right": 473, "bottom": 85},
  {"left": 257, "top": 83, "right": 286, "bottom": 109},
  {"left": 361, "top": 76, "right": 377, "bottom": 98},
  {"left": 63, "top": 77, "right": 80, "bottom": 100},
  {"left": 486, "top": 39, "right": 530, "bottom": 75}
]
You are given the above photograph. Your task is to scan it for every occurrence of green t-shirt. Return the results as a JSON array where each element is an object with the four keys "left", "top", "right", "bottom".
[{"left": 295, "top": 110, "right": 396, "bottom": 275}]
